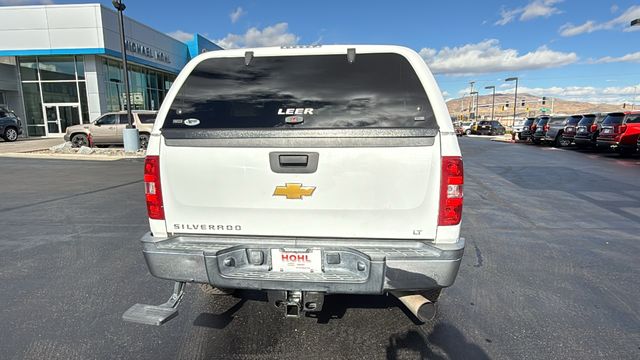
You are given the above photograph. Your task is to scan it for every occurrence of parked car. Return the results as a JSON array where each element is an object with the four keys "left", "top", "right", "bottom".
[
  {"left": 531, "top": 116, "right": 550, "bottom": 144},
  {"left": 596, "top": 111, "right": 640, "bottom": 155},
  {"left": 475, "top": 120, "right": 505, "bottom": 135},
  {"left": 461, "top": 121, "right": 474, "bottom": 135},
  {"left": 454, "top": 122, "right": 465, "bottom": 136},
  {"left": 573, "top": 113, "right": 607, "bottom": 148},
  {"left": 0, "top": 106, "right": 23, "bottom": 142},
  {"left": 540, "top": 115, "right": 570, "bottom": 146},
  {"left": 560, "top": 114, "right": 584, "bottom": 146},
  {"left": 123, "top": 45, "right": 464, "bottom": 325},
  {"left": 64, "top": 110, "right": 157, "bottom": 149},
  {"left": 518, "top": 117, "right": 536, "bottom": 141}
]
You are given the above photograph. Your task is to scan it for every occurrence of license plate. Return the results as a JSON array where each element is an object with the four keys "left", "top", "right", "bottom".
[
  {"left": 271, "top": 249, "right": 322, "bottom": 273},
  {"left": 578, "top": 127, "right": 586, "bottom": 133},
  {"left": 603, "top": 128, "right": 612, "bottom": 134},
  {"left": 566, "top": 127, "right": 574, "bottom": 131}
]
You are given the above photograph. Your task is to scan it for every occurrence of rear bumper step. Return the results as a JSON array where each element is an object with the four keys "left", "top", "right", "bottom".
[{"left": 139, "top": 233, "right": 464, "bottom": 294}]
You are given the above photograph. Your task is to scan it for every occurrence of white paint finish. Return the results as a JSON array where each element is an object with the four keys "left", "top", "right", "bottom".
[
  {"left": 0, "top": 30, "right": 52, "bottom": 50},
  {"left": 0, "top": 7, "right": 48, "bottom": 30},
  {"left": 49, "top": 28, "right": 102, "bottom": 49},
  {"left": 152, "top": 46, "right": 461, "bottom": 243},
  {"left": 44, "top": 5, "right": 100, "bottom": 29},
  {"left": 161, "top": 144, "right": 441, "bottom": 239}
]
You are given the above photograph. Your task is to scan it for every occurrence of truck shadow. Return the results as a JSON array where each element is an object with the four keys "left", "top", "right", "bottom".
[{"left": 386, "top": 323, "right": 490, "bottom": 360}]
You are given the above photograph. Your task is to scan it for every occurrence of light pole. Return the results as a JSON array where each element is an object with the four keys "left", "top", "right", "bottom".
[
  {"left": 505, "top": 77, "right": 518, "bottom": 128},
  {"left": 112, "top": 0, "right": 139, "bottom": 151},
  {"left": 485, "top": 86, "right": 496, "bottom": 121},
  {"left": 470, "top": 91, "right": 479, "bottom": 120}
]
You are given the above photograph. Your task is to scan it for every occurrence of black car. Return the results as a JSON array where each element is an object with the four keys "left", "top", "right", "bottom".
[
  {"left": 531, "top": 116, "right": 550, "bottom": 144},
  {"left": 475, "top": 120, "right": 505, "bottom": 135},
  {"left": 0, "top": 106, "right": 23, "bottom": 142},
  {"left": 543, "top": 115, "right": 574, "bottom": 147},
  {"left": 573, "top": 113, "right": 607, "bottom": 148}
]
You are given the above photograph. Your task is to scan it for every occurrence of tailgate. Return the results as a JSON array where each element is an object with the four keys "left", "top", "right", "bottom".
[{"left": 161, "top": 141, "right": 440, "bottom": 239}]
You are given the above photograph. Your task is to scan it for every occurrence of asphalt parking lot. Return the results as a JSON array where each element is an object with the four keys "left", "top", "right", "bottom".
[{"left": 1, "top": 137, "right": 638, "bottom": 360}]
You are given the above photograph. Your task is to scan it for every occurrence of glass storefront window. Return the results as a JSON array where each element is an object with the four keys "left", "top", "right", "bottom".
[
  {"left": 78, "top": 82, "right": 90, "bottom": 122},
  {"left": 41, "top": 82, "right": 78, "bottom": 103},
  {"left": 19, "top": 57, "right": 38, "bottom": 81},
  {"left": 76, "top": 56, "right": 85, "bottom": 80},
  {"left": 22, "top": 83, "right": 44, "bottom": 125},
  {"left": 39, "top": 56, "right": 76, "bottom": 81},
  {"left": 102, "top": 57, "right": 176, "bottom": 112}
]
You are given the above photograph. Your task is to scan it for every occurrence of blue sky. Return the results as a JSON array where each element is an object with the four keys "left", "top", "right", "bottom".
[{"left": 5, "top": 0, "right": 639, "bottom": 104}]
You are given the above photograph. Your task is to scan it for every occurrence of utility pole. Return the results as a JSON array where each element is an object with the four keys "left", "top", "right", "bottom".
[
  {"left": 505, "top": 77, "right": 518, "bottom": 128},
  {"left": 468, "top": 81, "right": 475, "bottom": 121},
  {"left": 485, "top": 85, "right": 496, "bottom": 121},
  {"left": 112, "top": 0, "right": 140, "bottom": 151}
]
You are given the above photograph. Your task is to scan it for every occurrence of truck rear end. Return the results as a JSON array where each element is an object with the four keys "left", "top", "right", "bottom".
[{"left": 125, "top": 45, "right": 464, "bottom": 324}]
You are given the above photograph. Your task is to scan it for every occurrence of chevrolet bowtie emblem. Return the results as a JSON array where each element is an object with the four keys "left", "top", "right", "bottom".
[{"left": 273, "top": 183, "right": 316, "bottom": 200}]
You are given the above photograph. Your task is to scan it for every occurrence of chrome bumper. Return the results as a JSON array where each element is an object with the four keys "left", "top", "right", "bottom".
[{"left": 139, "top": 233, "right": 465, "bottom": 294}]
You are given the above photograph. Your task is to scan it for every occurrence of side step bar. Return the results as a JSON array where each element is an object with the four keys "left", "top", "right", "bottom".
[{"left": 122, "top": 282, "right": 185, "bottom": 326}]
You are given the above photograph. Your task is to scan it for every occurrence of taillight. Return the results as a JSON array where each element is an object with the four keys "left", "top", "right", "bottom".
[
  {"left": 543, "top": 124, "right": 549, "bottom": 132},
  {"left": 144, "top": 155, "right": 165, "bottom": 220},
  {"left": 590, "top": 124, "right": 597, "bottom": 132},
  {"left": 531, "top": 124, "right": 537, "bottom": 131},
  {"left": 619, "top": 124, "right": 627, "bottom": 133},
  {"left": 438, "top": 156, "right": 463, "bottom": 226}
]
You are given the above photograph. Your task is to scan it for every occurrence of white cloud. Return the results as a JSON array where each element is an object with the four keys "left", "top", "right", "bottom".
[
  {"left": 593, "top": 51, "right": 640, "bottom": 64},
  {"left": 611, "top": 4, "right": 619, "bottom": 13},
  {"left": 520, "top": 0, "right": 563, "bottom": 20},
  {"left": 229, "top": 7, "right": 246, "bottom": 24},
  {"left": 559, "top": 5, "right": 640, "bottom": 36},
  {"left": 419, "top": 39, "right": 577, "bottom": 75},
  {"left": 442, "top": 90, "right": 450, "bottom": 98},
  {"left": 499, "top": 84, "right": 640, "bottom": 103},
  {"left": 495, "top": 0, "right": 563, "bottom": 25},
  {"left": 167, "top": 30, "right": 194, "bottom": 42},
  {"left": 0, "top": 0, "right": 53, "bottom": 4},
  {"left": 215, "top": 23, "right": 299, "bottom": 49}
]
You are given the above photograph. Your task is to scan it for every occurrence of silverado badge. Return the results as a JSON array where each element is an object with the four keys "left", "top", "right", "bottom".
[{"left": 273, "top": 183, "right": 316, "bottom": 200}]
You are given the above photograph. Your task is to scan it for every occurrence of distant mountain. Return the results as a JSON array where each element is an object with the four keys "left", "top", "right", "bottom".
[{"left": 445, "top": 93, "right": 627, "bottom": 120}]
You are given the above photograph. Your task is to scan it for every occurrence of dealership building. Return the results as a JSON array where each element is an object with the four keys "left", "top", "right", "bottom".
[{"left": 0, "top": 3, "right": 220, "bottom": 137}]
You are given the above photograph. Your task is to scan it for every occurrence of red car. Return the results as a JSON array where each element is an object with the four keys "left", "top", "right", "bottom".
[{"left": 596, "top": 111, "right": 640, "bottom": 155}]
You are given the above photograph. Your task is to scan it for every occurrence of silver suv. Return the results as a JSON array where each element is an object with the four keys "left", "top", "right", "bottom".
[{"left": 64, "top": 111, "right": 157, "bottom": 148}]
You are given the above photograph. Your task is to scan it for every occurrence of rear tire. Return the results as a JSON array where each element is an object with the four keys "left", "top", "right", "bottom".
[
  {"left": 2, "top": 127, "right": 18, "bottom": 142},
  {"left": 71, "top": 133, "right": 89, "bottom": 148},
  {"left": 465, "top": 129, "right": 471, "bottom": 135},
  {"left": 199, "top": 284, "right": 235, "bottom": 296},
  {"left": 555, "top": 133, "right": 570, "bottom": 147},
  {"left": 532, "top": 138, "right": 541, "bottom": 145}
]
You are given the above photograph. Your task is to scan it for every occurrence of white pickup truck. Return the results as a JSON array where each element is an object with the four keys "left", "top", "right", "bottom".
[{"left": 123, "top": 45, "right": 464, "bottom": 325}]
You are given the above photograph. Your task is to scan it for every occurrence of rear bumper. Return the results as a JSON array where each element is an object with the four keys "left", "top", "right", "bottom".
[
  {"left": 139, "top": 233, "right": 465, "bottom": 294},
  {"left": 597, "top": 139, "right": 617, "bottom": 147},
  {"left": 574, "top": 135, "right": 594, "bottom": 145}
]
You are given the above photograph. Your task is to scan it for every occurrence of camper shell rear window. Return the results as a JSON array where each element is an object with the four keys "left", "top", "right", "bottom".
[{"left": 163, "top": 53, "right": 437, "bottom": 132}]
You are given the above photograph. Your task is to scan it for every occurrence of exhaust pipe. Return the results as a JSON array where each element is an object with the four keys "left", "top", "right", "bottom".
[{"left": 392, "top": 292, "right": 436, "bottom": 322}]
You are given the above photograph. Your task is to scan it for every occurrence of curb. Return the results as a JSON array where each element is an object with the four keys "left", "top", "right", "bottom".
[{"left": 0, "top": 152, "right": 145, "bottom": 161}]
